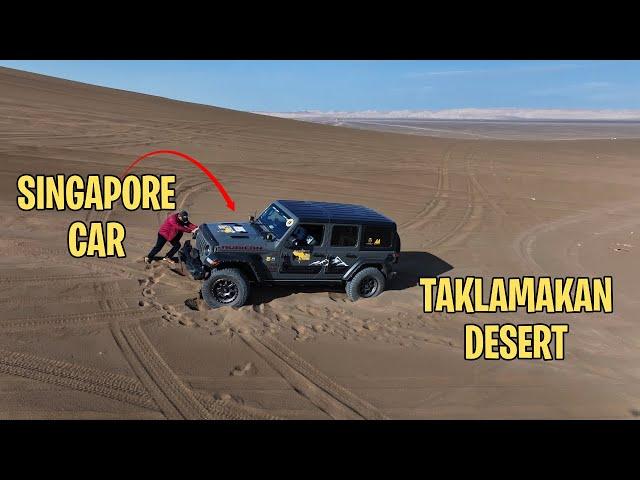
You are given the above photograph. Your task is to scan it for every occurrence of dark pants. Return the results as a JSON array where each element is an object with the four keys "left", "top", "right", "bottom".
[{"left": 147, "top": 232, "right": 183, "bottom": 260}]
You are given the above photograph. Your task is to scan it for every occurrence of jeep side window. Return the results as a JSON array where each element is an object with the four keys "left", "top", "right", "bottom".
[
  {"left": 331, "top": 225, "right": 358, "bottom": 247},
  {"left": 361, "top": 225, "right": 393, "bottom": 249},
  {"left": 291, "top": 224, "right": 325, "bottom": 247}
]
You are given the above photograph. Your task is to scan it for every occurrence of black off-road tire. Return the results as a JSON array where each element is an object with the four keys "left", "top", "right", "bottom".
[
  {"left": 346, "top": 267, "right": 386, "bottom": 301},
  {"left": 201, "top": 268, "right": 250, "bottom": 308}
]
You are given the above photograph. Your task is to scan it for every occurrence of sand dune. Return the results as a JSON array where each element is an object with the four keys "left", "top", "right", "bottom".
[{"left": 1, "top": 66, "right": 639, "bottom": 419}]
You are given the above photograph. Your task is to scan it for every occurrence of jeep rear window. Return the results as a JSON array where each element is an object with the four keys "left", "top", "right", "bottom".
[
  {"left": 331, "top": 225, "right": 358, "bottom": 247},
  {"left": 257, "top": 204, "right": 292, "bottom": 239},
  {"left": 361, "top": 225, "right": 393, "bottom": 249}
]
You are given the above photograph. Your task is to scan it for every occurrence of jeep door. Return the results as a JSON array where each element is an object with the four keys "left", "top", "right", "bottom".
[
  {"left": 320, "top": 224, "right": 360, "bottom": 280},
  {"left": 276, "top": 223, "right": 328, "bottom": 280}
]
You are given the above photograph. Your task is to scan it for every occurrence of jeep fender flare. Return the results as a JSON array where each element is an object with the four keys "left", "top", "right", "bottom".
[
  {"left": 206, "top": 253, "right": 269, "bottom": 282},
  {"left": 342, "top": 259, "right": 387, "bottom": 282}
]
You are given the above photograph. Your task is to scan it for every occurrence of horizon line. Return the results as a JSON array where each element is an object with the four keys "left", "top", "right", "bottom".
[{"left": 257, "top": 108, "right": 640, "bottom": 121}]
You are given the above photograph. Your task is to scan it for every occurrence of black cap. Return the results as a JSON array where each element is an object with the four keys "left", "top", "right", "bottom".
[{"left": 178, "top": 210, "right": 189, "bottom": 221}]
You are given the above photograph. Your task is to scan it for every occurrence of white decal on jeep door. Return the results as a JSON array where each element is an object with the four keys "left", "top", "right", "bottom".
[
  {"left": 309, "top": 257, "right": 349, "bottom": 267},
  {"left": 310, "top": 258, "right": 329, "bottom": 267},
  {"left": 310, "top": 256, "right": 349, "bottom": 267},
  {"left": 331, "top": 256, "right": 348, "bottom": 267}
]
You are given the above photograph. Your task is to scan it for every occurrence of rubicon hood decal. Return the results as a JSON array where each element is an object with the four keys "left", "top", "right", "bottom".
[{"left": 217, "top": 223, "right": 247, "bottom": 234}]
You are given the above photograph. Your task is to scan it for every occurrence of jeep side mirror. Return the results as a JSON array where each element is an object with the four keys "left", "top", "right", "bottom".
[{"left": 250, "top": 215, "right": 255, "bottom": 222}]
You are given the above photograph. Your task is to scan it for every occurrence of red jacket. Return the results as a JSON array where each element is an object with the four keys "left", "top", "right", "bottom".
[{"left": 159, "top": 213, "right": 197, "bottom": 241}]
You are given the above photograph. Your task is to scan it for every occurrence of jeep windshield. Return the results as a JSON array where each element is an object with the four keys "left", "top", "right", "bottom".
[{"left": 257, "top": 204, "right": 292, "bottom": 239}]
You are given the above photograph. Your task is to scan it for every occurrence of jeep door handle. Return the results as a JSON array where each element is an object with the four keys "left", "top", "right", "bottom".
[
  {"left": 346, "top": 254, "right": 357, "bottom": 258},
  {"left": 312, "top": 254, "right": 324, "bottom": 258}
]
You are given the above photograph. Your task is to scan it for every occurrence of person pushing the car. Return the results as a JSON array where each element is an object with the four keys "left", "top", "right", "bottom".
[{"left": 145, "top": 210, "right": 198, "bottom": 264}]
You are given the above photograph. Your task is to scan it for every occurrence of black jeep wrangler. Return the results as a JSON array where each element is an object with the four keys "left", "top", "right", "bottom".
[{"left": 179, "top": 200, "right": 401, "bottom": 308}]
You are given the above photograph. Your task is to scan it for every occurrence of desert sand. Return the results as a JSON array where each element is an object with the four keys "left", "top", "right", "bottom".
[{"left": 1, "top": 66, "right": 639, "bottom": 419}]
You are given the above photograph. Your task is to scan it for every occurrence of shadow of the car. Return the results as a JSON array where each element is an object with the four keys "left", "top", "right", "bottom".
[
  {"left": 249, "top": 284, "right": 345, "bottom": 305},
  {"left": 388, "top": 251, "right": 453, "bottom": 291}
]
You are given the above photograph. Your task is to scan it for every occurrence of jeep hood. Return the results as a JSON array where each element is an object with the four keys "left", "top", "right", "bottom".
[{"left": 201, "top": 221, "right": 271, "bottom": 250}]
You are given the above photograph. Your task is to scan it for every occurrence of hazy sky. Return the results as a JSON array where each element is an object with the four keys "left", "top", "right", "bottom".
[{"left": 1, "top": 60, "right": 639, "bottom": 112}]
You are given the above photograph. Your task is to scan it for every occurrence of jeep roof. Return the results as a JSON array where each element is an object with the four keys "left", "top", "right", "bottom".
[{"left": 274, "top": 200, "right": 395, "bottom": 227}]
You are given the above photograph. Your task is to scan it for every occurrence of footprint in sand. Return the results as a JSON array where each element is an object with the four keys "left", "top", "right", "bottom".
[
  {"left": 151, "top": 270, "right": 165, "bottom": 281},
  {"left": 252, "top": 304, "right": 266, "bottom": 314},
  {"left": 331, "top": 309, "right": 347, "bottom": 319},
  {"left": 159, "top": 304, "right": 194, "bottom": 326},
  {"left": 304, "top": 305, "right": 325, "bottom": 318},
  {"left": 292, "top": 324, "right": 306, "bottom": 336},
  {"left": 363, "top": 321, "right": 378, "bottom": 331},
  {"left": 138, "top": 275, "right": 159, "bottom": 287},
  {"left": 328, "top": 292, "right": 347, "bottom": 302},
  {"left": 142, "top": 287, "right": 155, "bottom": 298},
  {"left": 162, "top": 304, "right": 178, "bottom": 315},
  {"left": 212, "top": 392, "right": 245, "bottom": 405},
  {"left": 230, "top": 362, "right": 257, "bottom": 376},
  {"left": 259, "top": 304, "right": 280, "bottom": 322},
  {"left": 161, "top": 311, "right": 192, "bottom": 326},
  {"left": 185, "top": 297, "right": 206, "bottom": 311}
]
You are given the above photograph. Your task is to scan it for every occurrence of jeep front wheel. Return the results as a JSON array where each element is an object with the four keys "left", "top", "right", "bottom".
[
  {"left": 346, "top": 267, "right": 386, "bottom": 301},
  {"left": 202, "top": 268, "right": 249, "bottom": 308}
]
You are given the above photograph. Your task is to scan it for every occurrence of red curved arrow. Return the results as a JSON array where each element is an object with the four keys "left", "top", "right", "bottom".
[{"left": 120, "top": 150, "right": 235, "bottom": 211}]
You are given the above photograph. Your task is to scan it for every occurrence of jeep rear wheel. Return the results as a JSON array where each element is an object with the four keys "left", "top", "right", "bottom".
[
  {"left": 346, "top": 267, "right": 386, "bottom": 301},
  {"left": 202, "top": 268, "right": 249, "bottom": 308}
]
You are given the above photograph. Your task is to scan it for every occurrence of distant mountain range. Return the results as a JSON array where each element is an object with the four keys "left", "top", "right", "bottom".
[{"left": 259, "top": 109, "right": 640, "bottom": 121}]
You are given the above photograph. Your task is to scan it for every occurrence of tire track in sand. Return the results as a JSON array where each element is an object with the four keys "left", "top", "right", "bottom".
[
  {"left": 192, "top": 391, "right": 279, "bottom": 421},
  {"left": 96, "top": 279, "right": 129, "bottom": 311},
  {"left": 0, "top": 272, "right": 112, "bottom": 284},
  {"left": 0, "top": 282, "right": 137, "bottom": 309},
  {"left": 111, "top": 322, "right": 275, "bottom": 419},
  {"left": 239, "top": 333, "right": 387, "bottom": 420},
  {"left": 110, "top": 322, "right": 211, "bottom": 419},
  {"left": 177, "top": 179, "right": 210, "bottom": 210},
  {"left": 513, "top": 199, "right": 640, "bottom": 275},
  {"left": 396, "top": 144, "right": 484, "bottom": 251},
  {"left": 465, "top": 149, "right": 507, "bottom": 218},
  {"left": 400, "top": 144, "right": 455, "bottom": 231},
  {"left": 0, "top": 348, "right": 156, "bottom": 410},
  {"left": 153, "top": 177, "right": 209, "bottom": 227},
  {"left": 0, "top": 307, "right": 150, "bottom": 333},
  {"left": 425, "top": 150, "right": 484, "bottom": 250}
]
